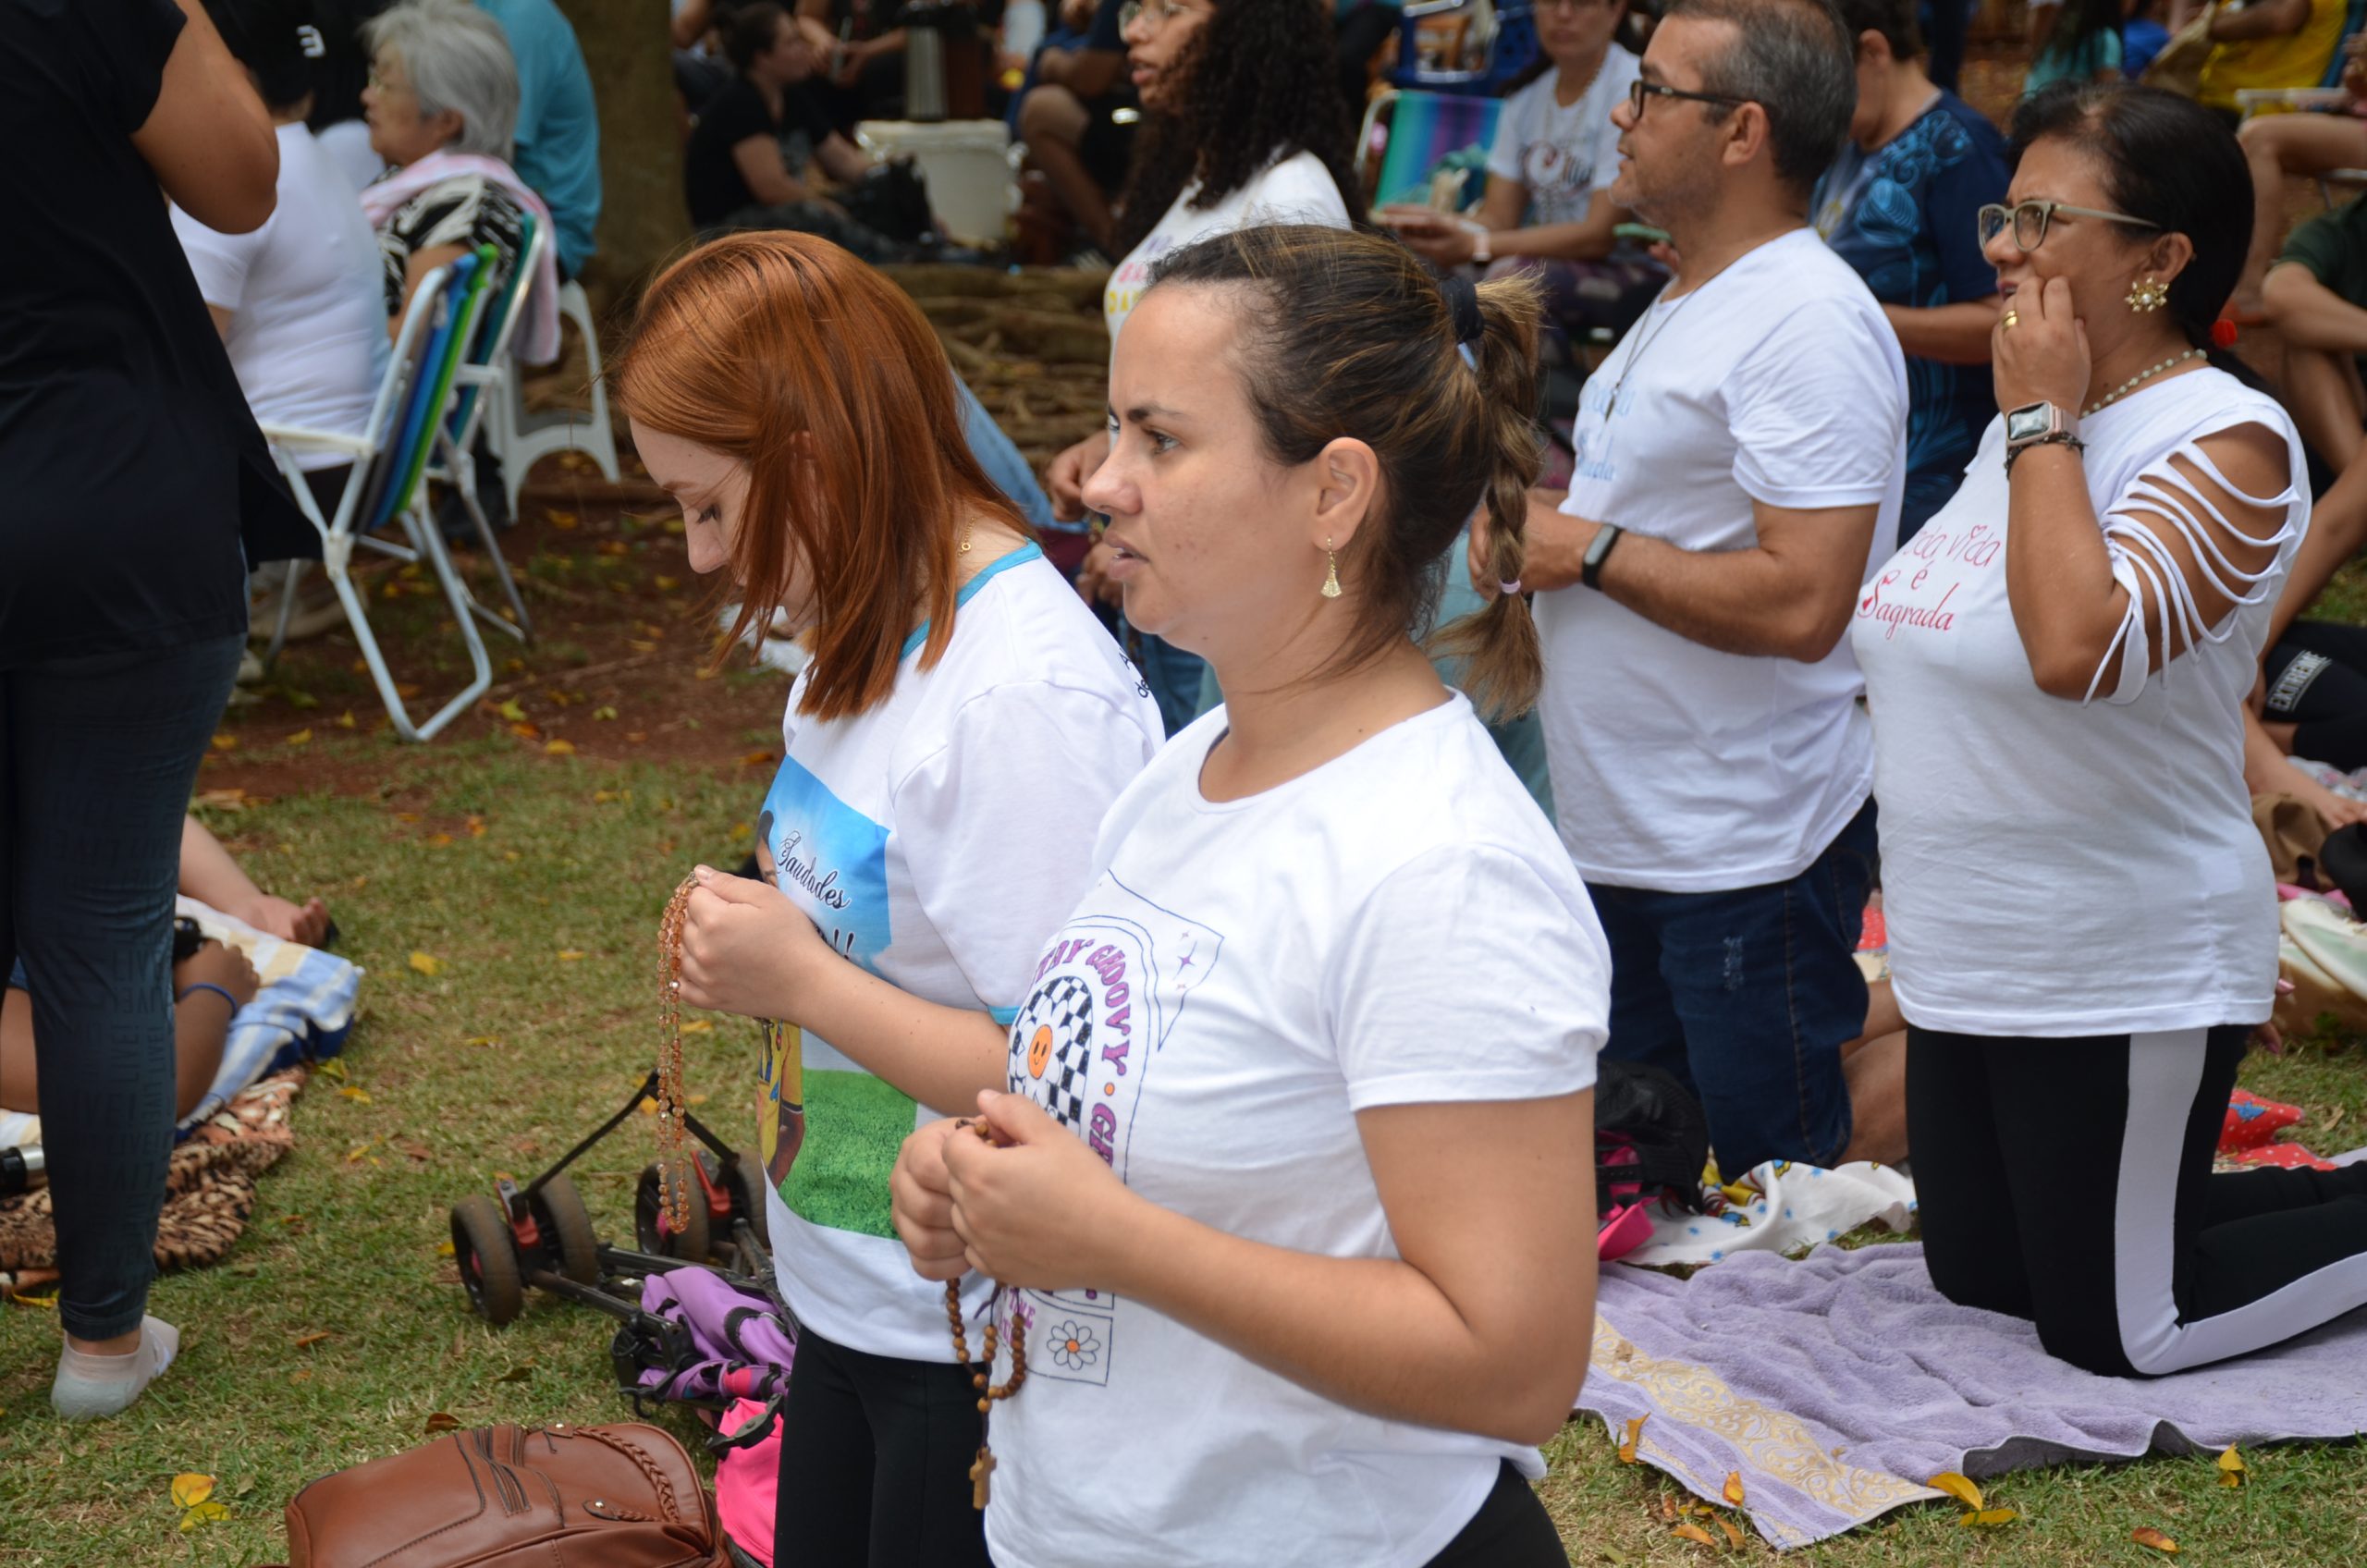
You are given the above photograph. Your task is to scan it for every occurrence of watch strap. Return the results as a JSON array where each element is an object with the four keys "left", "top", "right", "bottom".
[
  {"left": 2004, "top": 430, "right": 2085, "bottom": 474},
  {"left": 1581, "top": 523, "right": 1623, "bottom": 591}
]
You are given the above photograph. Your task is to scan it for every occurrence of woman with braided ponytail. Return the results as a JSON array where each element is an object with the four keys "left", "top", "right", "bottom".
[{"left": 889, "top": 224, "right": 1606, "bottom": 1568}]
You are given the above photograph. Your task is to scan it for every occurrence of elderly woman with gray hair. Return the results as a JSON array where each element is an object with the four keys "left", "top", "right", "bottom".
[{"left": 358, "top": 0, "right": 558, "bottom": 361}]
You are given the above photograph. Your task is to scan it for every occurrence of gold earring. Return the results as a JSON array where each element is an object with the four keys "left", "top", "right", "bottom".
[
  {"left": 2127, "top": 276, "right": 2169, "bottom": 313},
  {"left": 1320, "top": 538, "right": 1342, "bottom": 600}
]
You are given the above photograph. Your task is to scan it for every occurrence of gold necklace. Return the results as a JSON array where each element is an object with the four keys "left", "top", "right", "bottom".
[
  {"left": 2084, "top": 349, "right": 2203, "bottom": 417},
  {"left": 944, "top": 1117, "right": 1026, "bottom": 1508}
]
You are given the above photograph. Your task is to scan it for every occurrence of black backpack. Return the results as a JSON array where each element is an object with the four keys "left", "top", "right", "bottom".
[{"left": 1594, "top": 1060, "right": 1710, "bottom": 1217}]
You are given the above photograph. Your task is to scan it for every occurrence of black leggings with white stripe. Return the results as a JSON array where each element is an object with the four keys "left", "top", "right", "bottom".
[{"left": 1907, "top": 1024, "right": 2367, "bottom": 1378}]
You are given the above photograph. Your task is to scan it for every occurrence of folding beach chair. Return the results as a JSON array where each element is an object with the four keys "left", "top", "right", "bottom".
[
  {"left": 1358, "top": 89, "right": 1505, "bottom": 213},
  {"left": 258, "top": 251, "right": 507, "bottom": 741},
  {"left": 420, "top": 211, "right": 547, "bottom": 643}
]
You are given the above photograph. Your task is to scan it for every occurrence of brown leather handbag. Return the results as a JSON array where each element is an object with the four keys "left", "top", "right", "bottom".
[{"left": 277, "top": 1421, "right": 734, "bottom": 1568}]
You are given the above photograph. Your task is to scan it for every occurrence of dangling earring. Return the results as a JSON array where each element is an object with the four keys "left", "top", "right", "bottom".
[
  {"left": 2127, "top": 276, "right": 2169, "bottom": 313},
  {"left": 1320, "top": 538, "right": 1342, "bottom": 600}
]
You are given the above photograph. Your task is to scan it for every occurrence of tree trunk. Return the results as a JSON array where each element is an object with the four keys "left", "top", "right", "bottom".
[{"left": 557, "top": 0, "right": 688, "bottom": 323}]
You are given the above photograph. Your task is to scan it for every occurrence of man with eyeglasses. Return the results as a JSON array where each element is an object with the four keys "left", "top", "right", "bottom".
[{"left": 1478, "top": 0, "right": 1910, "bottom": 1176}]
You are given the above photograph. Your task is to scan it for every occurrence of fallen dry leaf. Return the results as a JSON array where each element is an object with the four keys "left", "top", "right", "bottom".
[
  {"left": 655, "top": 575, "right": 681, "bottom": 591},
  {"left": 211, "top": 733, "right": 238, "bottom": 751},
  {"left": 1669, "top": 1522, "right": 1715, "bottom": 1547},
  {"left": 1659, "top": 1495, "right": 1677, "bottom": 1523},
  {"left": 739, "top": 749, "right": 777, "bottom": 767},
  {"left": 1956, "top": 1509, "right": 2018, "bottom": 1528},
  {"left": 496, "top": 1363, "right": 535, "bottom": 1384},
  {"left": 546, "top": 509, "right": 579, "bottom": 530},
  {"left": 495, "top": 699, "right": 527, "bottom": 722},
  {"left": 426, "top": 832, "right": 454, "bottom": 848},
  {"left": 285, "top": 729, "right": 312, "bottom": 746},
  {"left": 2132, "top": 1526, "right": 2179, "bottom": 1554},
  {"left": 595, "top": 706, "right": 619, "bottom": 721},
  {"left": 1714, "top": 1515, "right": 1744, "bottom": 1549},
  {"left": 1722, "top": 1472, "right": 1745, "bottom": 1506},
  {"left": 464, "top": 1035, "right": 498, "bottom": 1047},
  {"left": 680, "top": 1019, "right": 713, "bottom": 1035},
  {"left": 293, "top": 1331, "right": 332, "bottom": 1349},
  {"left": 545, "top": 739, "right": 575, "bottom": 756},
  {"left": 178, "top": 1501, "right": 231, "bottom": 1531},
  {"left": 1927, "top": 1472, "right": 1983, "bottom": 1512},
  {"left": 316, "top": 1058, "right": 347, "bottom": 1080},
  {"left": 509, "top": 720, "right": 541, "bottom": 741},
  {"left": 409, "top": 951, "right": 443, "bottom": 977},
  {"left": 169, "top": 1474, "right": 216, "bottom": 1510},
  {"left": 558, "top": 949, "right": 585, "bottom": 962},
  {"left": 336, "top": 710, "right": 357, "bottom": 729},
  {"left": 1617, "top": 1415, "right": 1646, "bottom": 1464},
  {"left": 435, "top": 1240, "right": 457, "bottom": 1256},
  {"left": 424, "top": 1412, "right": 462, "bottom": 1433},
  {"left": 467, "top": 815, "right": 486, "bottom": 837},
  {"left": 337, "top": 1085, "right": 372, "bottom": 1103},
  {"left": 2217, "top": 1446, "right": 2247, "bottom": 1488}
]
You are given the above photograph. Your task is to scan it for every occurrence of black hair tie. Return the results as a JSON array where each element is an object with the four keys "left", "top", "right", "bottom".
[{"left": 1441, "top": 272, "right": 1485, "bottom": 347}]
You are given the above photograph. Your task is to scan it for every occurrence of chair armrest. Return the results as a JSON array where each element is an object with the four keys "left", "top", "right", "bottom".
[{"left": 260, "top": 424, "right": 374, "bottom": 457}]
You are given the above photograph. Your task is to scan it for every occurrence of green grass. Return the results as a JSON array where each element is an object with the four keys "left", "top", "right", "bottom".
[{"left": 5, "top": 746, "right": 2367, "bottom": 1563}]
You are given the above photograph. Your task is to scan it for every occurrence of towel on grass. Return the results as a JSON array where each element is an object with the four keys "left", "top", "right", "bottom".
[
  {"left": 0, "top": 895, "right": 359, "bottom": 1151},
  {"left": 1578, "top": 1242, "right": 2367, "bottom": 1549}
]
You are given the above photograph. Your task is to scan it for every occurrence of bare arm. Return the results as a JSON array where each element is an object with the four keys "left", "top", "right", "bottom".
[
  {"left": 179, "top": 815, "right": 329, "bottom": 943},
  {"left": 732, "top": 133, "right": 813, "bottom": 205},
  {"left": 207, "top": 303, "right": 233, "bottom": 339},
  {"left": 1042, "top": 46, "right": 1124, "bottom": 98},
  {"left": 394, "top": 242, "right": 470, "bottom": 336},
  {"left": 1491, "top": 490, "right": 1880, "bottom": 661},
  {"left": 932, "top": 1089, "right": 1598, "bottom": 1445},
  {"left": 814, "top": 130, "right": 874, "bottom": 187},
  {"left": 1885, "top": 298, "right": 2001, "bottom": 365},
  {"left": 2263, "top": 262, "right": 2367, "bottom": 354},
  {"left": 131, "top": 0, "right": 278, "bottom": 234},
  {"left": 2212, "top": 0, "right": 2311, "bottom": 41},
  {"left": 2004, "top": 426, "right": 2290, "bottom": 697},
  {"left": 1489, "top": 188, "right": 1624, "bottom": 265}
]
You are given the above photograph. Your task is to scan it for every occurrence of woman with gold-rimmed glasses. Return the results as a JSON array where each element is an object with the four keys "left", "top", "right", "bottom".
[{"left": 1853, "top": 84, "right": 2367, "bottom": 1381}]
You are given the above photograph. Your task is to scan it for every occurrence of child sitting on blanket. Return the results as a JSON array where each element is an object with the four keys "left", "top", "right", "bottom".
[{"left": 0, "top": 816, "right": 330, "bottom": 1120}]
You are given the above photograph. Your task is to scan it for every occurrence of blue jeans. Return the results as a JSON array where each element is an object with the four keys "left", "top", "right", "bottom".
[
  {"left": 1588, "top": 799, "right": 1877, "bottom": 1176},
  {"left": 955, "top": 377, "right": 1060, "bottom": 536},
  {"left": 0, "top": 635, "right": 243, "bottom": 1339}
]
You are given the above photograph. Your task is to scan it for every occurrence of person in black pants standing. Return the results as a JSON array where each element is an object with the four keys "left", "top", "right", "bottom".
[{"left": 0, "top": 0, "right": 302, "bottom": 1419}]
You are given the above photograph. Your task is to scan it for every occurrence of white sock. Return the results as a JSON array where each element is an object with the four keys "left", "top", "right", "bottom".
[{"left": 52, "top": 1317, "right": 180, "bottom": 1420}]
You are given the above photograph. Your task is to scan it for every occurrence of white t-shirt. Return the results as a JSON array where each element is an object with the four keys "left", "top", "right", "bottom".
[
  {"left": 1536, "top": 227, "right": 1907, "bottom": 890},
  {"left": 1102, "top": 149, "right": 1352, "bottom": 345},
  {"left": 172, "top": 123, "right": 389, "bottom": 471},
  {"left": 983, "top": 693, "right": 1610, "bottom": 1568},
  {"left": 1853, "top": 369, "right": 2306, "bottom": 1035},
  {"left": 1484, "top": 48, "right": 1639, "bottom": 227},
  {"left": 757, "top": 545, "right": 1164, "bottom": 1361}
]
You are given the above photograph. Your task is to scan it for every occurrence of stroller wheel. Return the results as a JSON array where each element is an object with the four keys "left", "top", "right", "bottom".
[
  {"left": 531, "top": 1172, "right": 601, "bottom": 1285},
  {"left": 452, "top": 1193, "right": 525, "bottom": 1326},
  {"left": 721, "top": 1147, "right": 771, "bottom": 1251},
  {"left": 636, "top": 1158, "right": 713, "bottom": 1264}
]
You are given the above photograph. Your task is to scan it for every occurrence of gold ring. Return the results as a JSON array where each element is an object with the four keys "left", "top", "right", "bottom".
[{"left": 2002, "top": 310, "right": 2019, "bottom": 329}]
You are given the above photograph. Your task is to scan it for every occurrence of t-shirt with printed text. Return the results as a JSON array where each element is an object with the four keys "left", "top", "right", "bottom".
[
  {"left": 1538, "top": 227, "right": 1907, "bottom": 891},
  {"left": 1852, "top": 370, "right": 2306, "bottom": 1035},
  {"left": 983, "top": 693, "right": 1609, "bottom": 1568},
  {"left": 758, "top": 545, "right": 1164, "bottom": 1361},
  {"left": 1483, "top": 47, "right": 1640, "bottom": 228}
]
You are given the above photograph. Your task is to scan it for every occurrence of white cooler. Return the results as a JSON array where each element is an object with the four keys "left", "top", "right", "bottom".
[{"left": 854, "top": 118, "right": 1017, "bottom": 248}]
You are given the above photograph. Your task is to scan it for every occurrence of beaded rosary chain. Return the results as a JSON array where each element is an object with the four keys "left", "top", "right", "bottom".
[
  {"left": 655, "top": 876, "right": 698, "bottom": 1235},
  {"left": 947, "top": 1116, "right": 1024, "bottom": 1508}
]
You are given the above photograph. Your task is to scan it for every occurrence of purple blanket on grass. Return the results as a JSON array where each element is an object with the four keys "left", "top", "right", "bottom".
[{"left": 1576, "top": 1243, "right": 2367, "bottom": 1550}]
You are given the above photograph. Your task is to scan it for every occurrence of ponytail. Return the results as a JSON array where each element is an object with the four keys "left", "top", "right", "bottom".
[{"left": 1431, "top": 278, "right": 1546, "bottom": 720}]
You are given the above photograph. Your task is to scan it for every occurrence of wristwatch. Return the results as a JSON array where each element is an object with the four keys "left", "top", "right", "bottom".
[
  {"left": 1581, "top": 523, "right": 1623, "bottom": 592},
  {"left": 2003, "top": 400, "right": 2083, "bottom": 472}
]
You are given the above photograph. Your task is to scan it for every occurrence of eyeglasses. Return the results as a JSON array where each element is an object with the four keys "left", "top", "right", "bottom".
[
  {"left": 1119, "top": 0, "right": 1194, "bottom": 29},
  {"left": 1976, "top": 200, "right": 2161, "bottom": 251},
  {"left": 1627, "top": 79, "right": 1748, "bottom": 118}
]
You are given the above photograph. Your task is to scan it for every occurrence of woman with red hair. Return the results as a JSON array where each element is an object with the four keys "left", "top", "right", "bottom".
[{"left": 619, "top": 231, "right": 1164, "bottom": 1568}]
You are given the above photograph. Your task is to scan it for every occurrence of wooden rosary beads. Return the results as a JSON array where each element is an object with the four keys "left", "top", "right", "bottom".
[
  {"left": 655, "top": 875, "right": 699, "bottom": 1236},
  {"left": 945, "top": 1116, "right": 1026, "bottom": 1508}
]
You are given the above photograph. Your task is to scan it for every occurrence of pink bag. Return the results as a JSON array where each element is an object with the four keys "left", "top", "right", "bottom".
[{"left": 715, "top": 1399, "right": 781, "bottom": 1567}]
